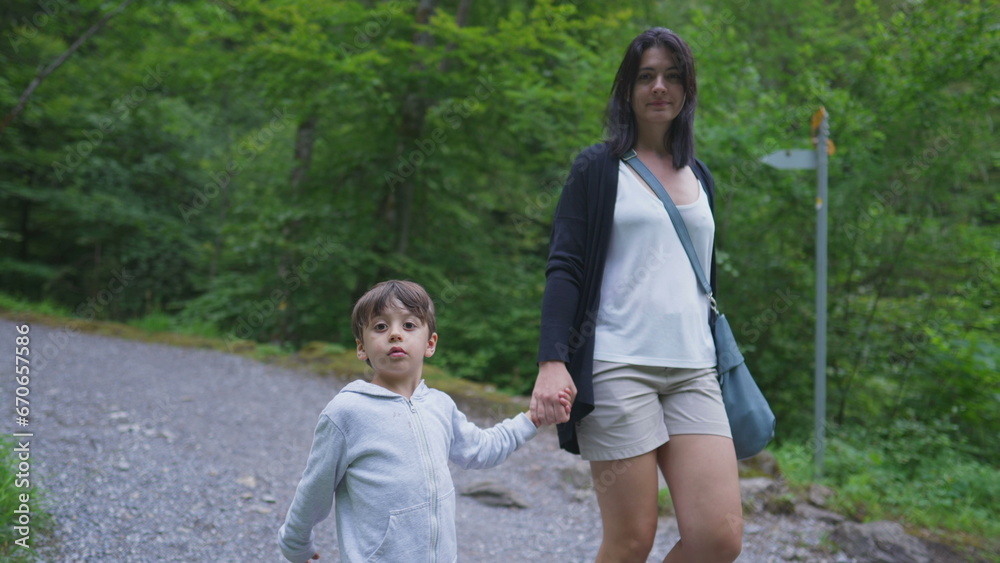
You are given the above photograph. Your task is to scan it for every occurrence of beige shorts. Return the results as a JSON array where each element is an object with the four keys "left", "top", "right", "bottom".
[{"left": 577, "top": 360, "right": 732, "bottom": 461}]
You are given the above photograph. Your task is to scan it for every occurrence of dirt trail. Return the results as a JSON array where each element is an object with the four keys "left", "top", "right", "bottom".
[{"left": 2, "top": 320, "right": 851, "bottom": 562}]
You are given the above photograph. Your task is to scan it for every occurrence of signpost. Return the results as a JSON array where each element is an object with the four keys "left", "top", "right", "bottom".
[{"left": 761, "top": 108, "right": 832, "bottom": 478}]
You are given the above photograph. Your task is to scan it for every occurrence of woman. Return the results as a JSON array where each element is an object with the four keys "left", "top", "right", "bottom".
[{"left": 530, "top": 28, "right": 743, "bottom": 563}]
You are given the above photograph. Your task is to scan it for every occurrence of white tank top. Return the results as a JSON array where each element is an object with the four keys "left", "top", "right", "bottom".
[{"left": 593, "top": 161, "right": 716, "bottom": 368}]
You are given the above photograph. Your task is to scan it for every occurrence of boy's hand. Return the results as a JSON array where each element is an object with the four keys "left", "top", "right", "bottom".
[
  {"left": 529, "top": 387, "right": 572, "bottom": 427},
  {"left": 531, "top": 361, "right": 576, "bottom": 425}
]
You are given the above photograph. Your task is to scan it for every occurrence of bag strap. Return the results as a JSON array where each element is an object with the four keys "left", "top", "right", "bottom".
[{"left": 622, "top": 149, "right": 718, "bottom": 313}]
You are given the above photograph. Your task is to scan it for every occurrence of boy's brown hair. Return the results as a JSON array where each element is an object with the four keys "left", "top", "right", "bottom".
[{"left": 351, "top": 280, "right": 437, "bottom": 343}]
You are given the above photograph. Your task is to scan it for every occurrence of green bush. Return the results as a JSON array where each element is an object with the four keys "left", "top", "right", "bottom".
[
  {"left": 774, "top": 421, "right": 1000, "bottom": 543},
  {"left": 657, "top": 487, "right": 674, "bottom": 516},
  {"left": 127, "top": 311, "right": 221, "bottom": 339},
  {"left": 126, "top": 311, "right": 175, "bottom": 333},
  {"left": 0, "top": 293, "right": 69, "bottom": 317}
]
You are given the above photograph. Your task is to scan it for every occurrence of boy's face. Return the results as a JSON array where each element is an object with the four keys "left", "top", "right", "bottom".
[{"left": 356, "top": 300, "right": 437, "bottom": 389}]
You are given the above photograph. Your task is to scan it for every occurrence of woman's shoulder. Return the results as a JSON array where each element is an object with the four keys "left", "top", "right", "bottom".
[
  {"left": 568, "top": 142, "right": 616, "bottom": 174},
  {"left": 691, "top": 157, "right": 715, "bottom": 186},
  {"left": 690, "top": 156, "right": 716, "bottom": 209},
  {"left": 577, "top": 141, "right": 613, "bottom": 161}
]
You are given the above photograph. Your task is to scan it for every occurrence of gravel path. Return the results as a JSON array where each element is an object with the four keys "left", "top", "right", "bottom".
[{"left": 1, "top": 320, "right": 852, "bottom": 562}]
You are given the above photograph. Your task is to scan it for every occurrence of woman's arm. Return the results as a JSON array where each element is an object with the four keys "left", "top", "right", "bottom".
[{"left": 532, "top": 147, "right": 603, "bottom": 424}]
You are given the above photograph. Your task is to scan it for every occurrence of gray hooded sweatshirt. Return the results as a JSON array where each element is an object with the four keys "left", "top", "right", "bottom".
[{"left": 278, "top": 379, "right": 537, "bottom": 562}]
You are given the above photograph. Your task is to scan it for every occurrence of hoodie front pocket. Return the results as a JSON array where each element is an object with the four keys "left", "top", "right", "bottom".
[{"left": 366, "top": 502, "right": 431, "bottom": 563}]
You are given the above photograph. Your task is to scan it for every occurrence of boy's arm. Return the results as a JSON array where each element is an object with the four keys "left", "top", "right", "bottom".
[
  {"left": 447, "top": 397, "right": 538, "bottom": 470},
  {"left": 278, "top": 414, "right": 348, "bottom": 563}
]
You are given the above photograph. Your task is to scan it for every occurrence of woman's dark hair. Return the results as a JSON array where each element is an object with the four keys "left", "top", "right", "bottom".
[{"left": 605, "top": 27, "right": 698, "bottom": 169}]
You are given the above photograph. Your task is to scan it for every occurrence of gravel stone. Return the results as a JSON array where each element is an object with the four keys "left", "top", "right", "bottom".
[{"left": 1, "top": 320, "right": 857, "bottom": 562}]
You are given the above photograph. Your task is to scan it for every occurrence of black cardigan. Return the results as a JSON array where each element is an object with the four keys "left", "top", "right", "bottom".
[{"left": 537, "top": 142, "right": 718, "bottom": 454}]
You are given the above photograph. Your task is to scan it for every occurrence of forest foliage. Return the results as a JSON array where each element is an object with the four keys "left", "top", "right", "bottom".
[{"left": 2, "top": 0, "right": 997, "bottom": 474}]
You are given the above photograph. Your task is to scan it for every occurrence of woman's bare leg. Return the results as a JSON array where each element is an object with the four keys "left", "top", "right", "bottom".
[
  {"left": 591, "top": 451, "right": 660, "bottom": 563},
  {"left": 657, "top": 435, "right": 743, "bottom": 563}
]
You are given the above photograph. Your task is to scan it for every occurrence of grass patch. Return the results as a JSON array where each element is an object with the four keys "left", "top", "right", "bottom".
[
  {"left": 126, "top": 311, "right": 222, "bottom": 340},
  {"left": 772, "top": 426, "right": 1000, "bottom": 560},
  {"left": 252, "top": 342, "right": 293, "bottom": 360},
  {"left": 0, "top": 294, "right": 68, "bottom": 317},
  {"left": 657, "top": 487, "right": 674, "bottom": 516},
  {"left": 0, "top": 436, "right": 51, "bottom": 561}
]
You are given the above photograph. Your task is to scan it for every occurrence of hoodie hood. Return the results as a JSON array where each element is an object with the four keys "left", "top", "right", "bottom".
[{"left": 339, "top": 378, "right": 429, "bottom": 400}]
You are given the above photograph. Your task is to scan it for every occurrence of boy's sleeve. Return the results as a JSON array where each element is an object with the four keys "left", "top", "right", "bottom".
[
  {"left": 447, "top": 398, "right": 537, "bottom": 470},
  {"left": 278, "top": 413, "right": 349, "bottom": 563}
]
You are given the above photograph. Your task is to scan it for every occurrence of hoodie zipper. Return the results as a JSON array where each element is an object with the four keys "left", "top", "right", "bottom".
[{"left": 407, "top": 397, "right": 438, "bottom": 563}]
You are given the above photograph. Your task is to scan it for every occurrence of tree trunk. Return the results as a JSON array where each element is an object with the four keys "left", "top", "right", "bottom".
[
  {"left": 18, "top": 200, "right": 30, "bottom": 261},
  {"left": 388, "top": 0, "right": 436, "bottom": 256},
  {"left": 387, "top": 0, "right": 473, "bottom": 255},
  {"left": 276, "top": 114, "right": 319, "bottom": 341},
  {"left": 290, "top": 115, "right": 319, "bottom": 189},
  {"left": 208, "top": 183, "right": 229, "bottom": 282},
  {"left": 439, "top": 0, "right": 473, "bottom": 72}
]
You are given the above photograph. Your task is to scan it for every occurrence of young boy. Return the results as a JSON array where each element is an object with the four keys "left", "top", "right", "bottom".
[{"left": 278, "top": 280, "right": 570, "bottom": 562}]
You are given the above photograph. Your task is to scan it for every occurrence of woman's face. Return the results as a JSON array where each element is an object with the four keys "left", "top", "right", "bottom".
[{"left": 630, "top": 46, "right": 686, "bottom": 130}]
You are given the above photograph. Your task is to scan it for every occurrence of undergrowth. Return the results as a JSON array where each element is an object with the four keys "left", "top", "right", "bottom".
[
  {"left": 0, "top": 436, "right": 51, "bottom": 561},
  {"left": 772, "top": 421, "right": 1000, "bottom": 558}
]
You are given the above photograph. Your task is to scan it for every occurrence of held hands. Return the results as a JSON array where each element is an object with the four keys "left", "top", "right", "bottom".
[
  {"left": 530, "top": 361, "right": 577, "bottom": 426},
  {"left": 529, "top": 387, "right": 572, "bottom": 427}
]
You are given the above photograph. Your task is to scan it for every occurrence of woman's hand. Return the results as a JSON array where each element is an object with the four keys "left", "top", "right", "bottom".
[
  {"left": 530, "top": 361, "right": 576, "bottom": 425},
  {"left": 529, "top": 388, "right": 572, "bottom": 427}
]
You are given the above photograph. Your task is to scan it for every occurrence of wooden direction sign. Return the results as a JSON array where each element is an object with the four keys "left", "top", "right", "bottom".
[
  {"left": 759, "top": 107, "right": 832, "bottom": 478},
  {"left": 761, "top": 148, "right": 817, "bottom": 170}
]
